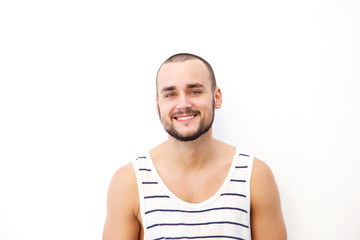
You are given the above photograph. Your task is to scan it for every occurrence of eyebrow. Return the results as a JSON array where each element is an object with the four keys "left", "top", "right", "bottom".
[
  {"left": 160, "top": 83, "right": 205, "bottom": 94},
  {"left": 186, "top": 83, "right": 205, "bottom": 89},
  {"left": 160, "top": 86, "right": 176, "bottom": 94}
]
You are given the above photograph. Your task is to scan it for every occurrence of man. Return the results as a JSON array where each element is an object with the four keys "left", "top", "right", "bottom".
[{"left": 103, "top": 53, "right": 286, "bottom": 239}]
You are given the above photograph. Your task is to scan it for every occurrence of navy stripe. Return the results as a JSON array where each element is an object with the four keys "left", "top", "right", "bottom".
[
  {"left": 142, "top": 181, "right": 158, "bottom": 184},
  {"left": 145, "top": 207, "right": 247, "bottom": 215},
  {"left": 239, "top": 153, "right": 249, "bottom": 157},
  {"left": 139, "top": 168, "right": 152, "bottom": 171},
  {"left": 144, "top": 195, "right": 170, "bottom": 199},
  {"left": 136, "top": 156, "right": 146, "bottom": 160},
  {"left": 154, "top": 235, "right": 245, "bottom": 240},
  {"left": 221, "top": 193, "right": 246, "bottom": 198},
  {"left": 235, "top": 166, "right": 248, "bottom": 169},
  {"left": 148, "top": 221, "right": 248, "bottom": 229},
  {"left": 230, "top": 179, "right": 246, "bottom": 183}
]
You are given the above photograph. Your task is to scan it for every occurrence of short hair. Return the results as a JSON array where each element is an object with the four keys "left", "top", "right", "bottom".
[{"left": 156, "top": 53, "right": 217, "bottom": 94}]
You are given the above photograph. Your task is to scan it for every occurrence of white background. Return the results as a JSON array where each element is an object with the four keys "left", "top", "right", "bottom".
[{"left": 1, "top": 0, "right": 359, "bottom": 239}]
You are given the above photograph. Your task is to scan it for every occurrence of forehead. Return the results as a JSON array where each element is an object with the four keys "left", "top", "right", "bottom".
[{"left": 157, "top": 59, "right": 211, "bottom": 91}]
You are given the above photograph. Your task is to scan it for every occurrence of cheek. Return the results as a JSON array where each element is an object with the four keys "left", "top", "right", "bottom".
[
  {"left": 197, "top": 97, "right": 213, "bottom": 110},
  {"left": 157, "top": 102, "right": 171, "bottom": 116}
]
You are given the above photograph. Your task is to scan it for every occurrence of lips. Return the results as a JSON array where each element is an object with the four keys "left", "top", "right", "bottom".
[
  {"left": 171, "top": 110, "right": 200, "bottom": 121},
  {"left": 174, "top": 115, "right": 197, "bottom": 121}
]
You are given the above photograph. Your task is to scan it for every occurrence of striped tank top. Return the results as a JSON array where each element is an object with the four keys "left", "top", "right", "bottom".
[{"left": 132, "top": 148, "right": 254, "bottom": 240}]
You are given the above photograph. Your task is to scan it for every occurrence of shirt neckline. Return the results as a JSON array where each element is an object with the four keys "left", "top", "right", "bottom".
[{"left": 145, "top": 147, "right": 238, "bottom": 209}]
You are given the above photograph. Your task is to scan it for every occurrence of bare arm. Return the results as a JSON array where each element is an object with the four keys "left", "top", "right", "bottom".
[
  {"left": 250, "top": 158, "right": 287, "bottom": 240},
  {"left": 103, "top": 163, "right": 142, "bottom": 240}
]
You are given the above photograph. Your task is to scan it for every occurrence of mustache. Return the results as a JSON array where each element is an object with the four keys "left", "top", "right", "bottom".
[{"left": 171, "top": 109, "right": 200, "bottom": 118}]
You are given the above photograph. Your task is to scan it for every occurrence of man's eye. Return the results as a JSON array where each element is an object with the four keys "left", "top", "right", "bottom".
[
  {"left": 191, "top": 90, "right": 201, "bottom": 95},
  {"left": 165, "top": 93, "right": 175, "bottom": 98}
]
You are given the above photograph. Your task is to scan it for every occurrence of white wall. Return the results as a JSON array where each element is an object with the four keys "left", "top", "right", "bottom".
[{"left": 1, "top": 0, "right": 359, "bottom": 239}]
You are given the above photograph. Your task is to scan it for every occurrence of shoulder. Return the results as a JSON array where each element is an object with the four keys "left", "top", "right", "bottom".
[
  {"left": 112, "top": 162, "right": 137, "bottom": 184},
  {"left": 108, "top": 162, "right": 139, "bottom": 208},
  {"left": 251, "top": 158, "right": 274, "bottom": 182},
  {"left": 103, "top": 162, "right": 141, "bottom": 239},
  {"left": 106, "top": 162, "right": 140, "bottom": 220},
  {"left": 250, "top": 158, "right": 287, "bottom": 239},
  {"left": 250, "top": 158, "right": 278, "bottom": 206}
]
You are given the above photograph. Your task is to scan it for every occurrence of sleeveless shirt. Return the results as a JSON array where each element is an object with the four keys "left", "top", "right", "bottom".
[{"left": 132, "top": 148, "right": 254, "bottom": 240}]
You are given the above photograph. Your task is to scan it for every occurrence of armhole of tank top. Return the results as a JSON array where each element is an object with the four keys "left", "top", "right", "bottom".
[
  {"left": 131, "top": 159, "right": 148, "bottom": 239},
  {"left": 247, "top": 155, "right": 255, "bottom": 240}
]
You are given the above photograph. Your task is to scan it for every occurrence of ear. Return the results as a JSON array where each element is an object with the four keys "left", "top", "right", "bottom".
[
  {"left": 214, "top": 87, "right": 222, "bottom": 109},
  {"left": 156, "top": 95, "right": 160, "bottom": 115}
]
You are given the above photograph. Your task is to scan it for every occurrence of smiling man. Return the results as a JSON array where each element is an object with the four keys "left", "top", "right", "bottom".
[
  {"left": 103, "top": 53, "right": 287, "bottom": 240},
  {"left": 157, "top": 58, "right": 217, "bottom": 142}
]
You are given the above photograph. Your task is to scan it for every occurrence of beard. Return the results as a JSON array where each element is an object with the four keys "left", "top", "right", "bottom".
[{"left": 158, "top": 100, "right": 215, "bottom": 142}]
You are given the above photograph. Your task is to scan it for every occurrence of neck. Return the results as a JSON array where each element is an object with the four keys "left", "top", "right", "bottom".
[{"left": 165, "top": 129, "right": 217, "bottom": 170}]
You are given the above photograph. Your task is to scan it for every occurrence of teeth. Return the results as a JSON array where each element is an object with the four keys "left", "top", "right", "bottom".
[{"left": 177, "top": 115, "right": 195, "bottom": 121}]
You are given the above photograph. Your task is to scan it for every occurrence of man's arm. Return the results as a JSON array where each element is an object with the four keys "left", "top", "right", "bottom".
[
  {"left": 250, "top": 158, "right": 287, "bottom": 240},
  {"left": 103, "top": 163, "right": 142, "bottom": 240}
]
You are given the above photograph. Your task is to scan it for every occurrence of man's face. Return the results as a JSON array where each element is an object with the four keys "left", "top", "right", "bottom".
[{"left": 156, "top": 59, "right": 221, "bottom": 142}]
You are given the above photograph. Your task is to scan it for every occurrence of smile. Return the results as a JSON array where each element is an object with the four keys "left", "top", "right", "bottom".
[{"left": 174, "top": 114, "right": 197, "bottom": 121}]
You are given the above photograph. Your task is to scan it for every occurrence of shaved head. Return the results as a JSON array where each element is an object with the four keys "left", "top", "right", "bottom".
[{"left": 156, "top": 53, "right": 217, "bottom": 95}]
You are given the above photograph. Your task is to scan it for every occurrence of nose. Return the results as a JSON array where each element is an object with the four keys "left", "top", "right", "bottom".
[{"left": 176, "top": 93, "right": 192, "bottom": 110}]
